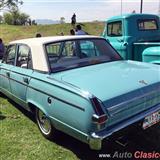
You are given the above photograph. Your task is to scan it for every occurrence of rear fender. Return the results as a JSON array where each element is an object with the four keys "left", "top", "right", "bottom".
[
  {"left": 142, "top": 47, "right": 160, "bottom": 64},
  {"left": 27, "top": 100, "right": 49, "bottom": 117}
]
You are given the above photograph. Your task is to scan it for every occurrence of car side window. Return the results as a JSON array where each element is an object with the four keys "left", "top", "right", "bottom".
[
  {"left": 46, "top": 42, "right": 62, "bottom": 63},
  {"left": 5, "top": 45, "right": 17, "bottom": 65},
  {"left": 16, "top": 44, "right": 32, "bottom": 69}
]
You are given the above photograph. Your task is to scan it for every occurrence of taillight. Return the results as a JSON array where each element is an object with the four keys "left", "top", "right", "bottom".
[
  {"left": 92, "top": 114, "right": 108, "bottom": 124},
  {"left": 91, "top": 97, "right": 105, "bottom": 116},
  {"left": 91, "top": 97, "right": 108, "bottom": 124}
]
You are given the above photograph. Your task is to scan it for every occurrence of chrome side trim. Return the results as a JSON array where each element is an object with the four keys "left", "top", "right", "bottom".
[
  {"left": 104, "top": 82, "right": 160, "bottom": 116},
  {"left": 0, "top": 74, "right": 85, "bottom": 112},
  {"left": 0, "top": 68, "right": 94, "bottom": 101},
  {"left": 47, "top": 76, "right": 94, "bottom": 100}
]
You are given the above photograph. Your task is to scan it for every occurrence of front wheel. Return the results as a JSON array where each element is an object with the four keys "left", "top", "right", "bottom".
[{"left": 36, "top": 108, "right": 54, "bottom": 139}]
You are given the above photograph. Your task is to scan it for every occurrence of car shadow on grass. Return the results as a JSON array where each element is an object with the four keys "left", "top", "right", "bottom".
[
  {"left": 0, "top": 93, "right": 6, "bottom": 120},
  {"left": 0, "top": 111, "right": 6, "bottom": 120},
  {"left": 2, "top": 94, "right": 160, "bottom": 160},
  {"left": 9, "top": 100, "right": 36, "bottom": 122},
  {"left": 50, "top": 124, "right": 160, "bottom": 160},
  {"left": 0, "top": 93, "right": 35, "bottom": 122}
]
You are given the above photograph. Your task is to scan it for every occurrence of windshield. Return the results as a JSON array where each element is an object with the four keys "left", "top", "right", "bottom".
[{"left": 45, "top": 38, "right": 122, "bottom": 72}]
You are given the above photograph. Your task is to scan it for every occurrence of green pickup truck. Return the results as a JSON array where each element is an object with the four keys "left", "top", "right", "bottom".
[{"left": 102, "top": 13, "right": 160, "bottom": 64}]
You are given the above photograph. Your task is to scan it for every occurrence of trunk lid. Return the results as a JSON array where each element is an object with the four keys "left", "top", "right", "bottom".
[{"left": 53, "top": 60, "right": 160, "bottom": 124}]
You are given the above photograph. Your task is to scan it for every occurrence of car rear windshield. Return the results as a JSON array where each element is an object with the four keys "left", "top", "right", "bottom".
[
  {"left": 138, "top": 19, "right": 158, "bottom": 30},
  {"left": 45, "top": 38, "right": 122, "bottom": 72}
]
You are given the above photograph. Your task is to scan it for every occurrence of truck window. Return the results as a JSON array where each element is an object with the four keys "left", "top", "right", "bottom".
[
  {"left": 107, "top": 21, "right": 122, "bottom": 37},
  {"left": 138, "top": 19, "right": 158, "bottom": 30}
]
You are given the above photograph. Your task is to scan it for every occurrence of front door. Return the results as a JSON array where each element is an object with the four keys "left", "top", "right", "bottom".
[
  {"left": 105, "top": 21, "right": 126, "bottom": 58},
  {"left": 0, "top": 45, "right": 17, "bottom": 96}
]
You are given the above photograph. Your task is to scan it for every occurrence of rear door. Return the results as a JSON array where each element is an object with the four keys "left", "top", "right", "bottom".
[{"left": 9, "top": 44, "right": 33, "bottom": 108}]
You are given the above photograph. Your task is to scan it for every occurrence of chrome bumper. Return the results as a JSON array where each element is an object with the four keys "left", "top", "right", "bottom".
[{"left": 89, "top": 103, "right": 160, "bottom": 150}]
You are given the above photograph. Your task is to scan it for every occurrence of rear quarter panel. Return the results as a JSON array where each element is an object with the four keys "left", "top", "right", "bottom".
[{"left": 26, "top": 71, "right": 95, "bottom": 143}]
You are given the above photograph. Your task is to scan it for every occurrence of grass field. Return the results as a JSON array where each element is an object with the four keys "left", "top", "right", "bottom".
[
  {"left": 0, "top": 23, "right": 160, "bottom": 160},
  {"left": 0, "top": 93, "right": 160, "bottom": 160},
  {"left": 0, "top": 94, "right": 78, "bottom": 160},
  {"left": 0, "top": 22, "right": 104, "bottom": 44}
]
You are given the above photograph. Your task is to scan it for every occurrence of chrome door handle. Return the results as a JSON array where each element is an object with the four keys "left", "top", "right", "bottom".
[
  {"left": 6, "top": 72, "right": 10, "bottom": 77},
  {"left": 23, "top": 77, "right": 29, "bottom": 84}
]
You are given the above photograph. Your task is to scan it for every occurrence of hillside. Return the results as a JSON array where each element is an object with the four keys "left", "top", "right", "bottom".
[
  {"left": 0, "top": 22, "right": 104, "bottom": 44},
  {"left": 1, "top": 22, "right": 160, "bottom": 160}
]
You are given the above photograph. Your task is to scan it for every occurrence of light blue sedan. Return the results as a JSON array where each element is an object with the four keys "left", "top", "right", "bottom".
[{"left": 0, "top": 36, "right": 160, "bottom": 150}]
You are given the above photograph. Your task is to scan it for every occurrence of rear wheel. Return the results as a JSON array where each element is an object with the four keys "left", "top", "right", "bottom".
[{"left": 36, "top": 108, "right": 54, "bottom": 139}]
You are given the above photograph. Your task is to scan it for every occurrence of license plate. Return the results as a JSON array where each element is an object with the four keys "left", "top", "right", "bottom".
[{"left": 142, "top": 111, "right": 160, "bottom": 129}]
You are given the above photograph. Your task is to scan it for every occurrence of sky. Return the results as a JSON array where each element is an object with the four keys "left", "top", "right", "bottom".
[{"left": 2, "top": 0, "right": 160, "bottom": 22}]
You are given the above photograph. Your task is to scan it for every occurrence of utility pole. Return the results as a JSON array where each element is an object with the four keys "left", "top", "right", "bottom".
[
  {"left": 140, "top": 0, "right": 143, "bottom": 13},
  {"left": 158, "top": 0, "right": 160, "bottom": 16},
  {"left": 121, "top": 0, "right": 122, "bottom": 15}
]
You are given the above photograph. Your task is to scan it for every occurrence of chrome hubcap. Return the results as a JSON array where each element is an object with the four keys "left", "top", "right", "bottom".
[{"left": 37, "top": 110, "right": 51, "bottom": 135}]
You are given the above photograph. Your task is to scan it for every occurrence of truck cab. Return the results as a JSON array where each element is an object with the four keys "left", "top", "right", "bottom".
[{"left": 102, "top": 14, "right": 160, "bottom": 64}]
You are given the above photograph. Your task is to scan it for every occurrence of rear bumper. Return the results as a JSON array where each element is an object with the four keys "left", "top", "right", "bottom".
[{"left": 89, "top": 103, "right": 160, "bottom": 150}]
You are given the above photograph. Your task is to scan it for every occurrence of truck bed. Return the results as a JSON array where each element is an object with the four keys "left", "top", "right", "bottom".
[{"left": 133, "top": 42, "right": 160, "bottom": 61}]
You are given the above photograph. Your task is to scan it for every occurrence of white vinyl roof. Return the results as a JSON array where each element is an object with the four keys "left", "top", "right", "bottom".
[
  {"left": 9, "top": 36, "right": 102, "bottom": 72},
  {"left": 10, "top": 35, "right": 101, "bottom": 46}
]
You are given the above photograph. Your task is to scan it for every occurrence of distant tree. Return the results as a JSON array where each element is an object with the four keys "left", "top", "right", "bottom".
[
  {"left": 10, "top": 7, "right": 20, "bottom": 25},
  {"left": 60, "top": 17, "right": 65, "bottom": 24},
  {"left": 18, "top": 12, "right": 29, "bottom": 25},
  {"left": 0, "top": 15, "right": 3, "bottom": 23},
  {"left": 0, "top": 0, "right": 23, "bottom": 11},
  {"left": 3, "top": 13, "right": 12, "bottom": 24},
  {"left": 3, "top": 8, "right": 30, "bottom": 25}
]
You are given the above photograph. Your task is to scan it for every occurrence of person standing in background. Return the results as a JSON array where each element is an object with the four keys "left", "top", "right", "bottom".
[
  {"left": 71, "top": 13, "right": 76, "bottom": 28},
  {"left": 0, "top": 38, "right": 5, "bottom": 59}
]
